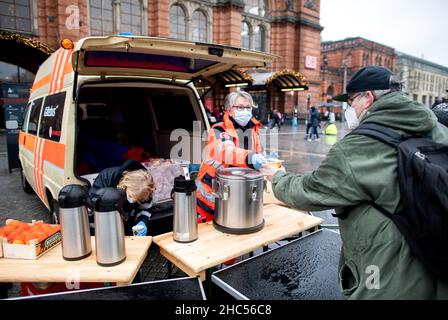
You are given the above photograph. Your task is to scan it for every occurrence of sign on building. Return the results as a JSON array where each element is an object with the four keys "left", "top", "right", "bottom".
[{"left": 305, "top": 56, "right": 317, "bottom": 69}]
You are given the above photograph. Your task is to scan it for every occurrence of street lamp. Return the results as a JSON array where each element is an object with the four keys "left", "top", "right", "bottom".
[
  {"left": 322, "top": 56, "right": 329, "bottom": 101},
  {"left": 341, "top": 59, "right": 348, "bottom": 122}
]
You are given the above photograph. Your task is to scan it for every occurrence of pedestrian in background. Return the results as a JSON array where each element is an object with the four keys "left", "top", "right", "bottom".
[
  {"left": 307, "top": 106, "right": 320, "bottom": 141},
  {"left": 269, "top": 109, "right": 281, "bottom": 130},
  {"left": 267, "top": 66, "right": 448, "bottom": 299}
]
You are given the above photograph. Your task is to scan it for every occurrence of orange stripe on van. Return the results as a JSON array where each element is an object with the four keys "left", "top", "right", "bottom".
[
  {"left": 39, "top": 139, "right": 46, "bottom": 201},
  {"left": 33, "top": 138, "right": 42, "bottom": 199},
  {"left": 36, "top": 139, "right": 44, "bottom": 199},
  {"left": 53, "top": 49, "right": 68, "bottom": 93},
  {"left": 58, "top": 49, "right": 73, "bottom": 92},
  {"left": 37, "top": 138, "right": 45, "bottom": 200},
  {"left": 23, "top": 133, "right": 36, "bottom": 152},
  {"left": 42, "top": 139, "right": 65, "bottom": 169},
  {"left": 31, "top": 74, "right": 51, "bottom": 93},
  {"left": 18, "top": 131, "right": 25, "bottom": 146},
  {"left": 49, "top": 49, "right": 63, "bottom": 94},
  {"left": 62, "top": 52, "right": 73, "bottom": 74}
]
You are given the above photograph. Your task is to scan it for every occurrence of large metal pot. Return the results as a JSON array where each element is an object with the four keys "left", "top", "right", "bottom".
[{"left": 213, "top": 168, "right": 265, "bottom": 234}]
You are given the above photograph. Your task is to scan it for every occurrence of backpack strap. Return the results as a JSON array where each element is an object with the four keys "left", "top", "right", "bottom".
[
  {"left": 368, "top": 201, "right": 394, "bottom": 219},
  {"left": 347, "top": 123, "right": 404, "bottom": 219},
  {"left": 349, "top": 123, "right": 403, "bottom": 148}
]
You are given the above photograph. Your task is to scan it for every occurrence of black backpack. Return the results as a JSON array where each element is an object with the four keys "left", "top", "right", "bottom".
[{"left": 350, "top": 122, "right": 448, "bottom": 278}]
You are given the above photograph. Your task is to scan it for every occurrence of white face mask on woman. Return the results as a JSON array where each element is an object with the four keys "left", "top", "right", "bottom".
[
  {"left": 344, "top": 106, "right": 360, "bottom": 130},
  {"left": 234, "top": 109, "right": 252, "bottom": 127}
]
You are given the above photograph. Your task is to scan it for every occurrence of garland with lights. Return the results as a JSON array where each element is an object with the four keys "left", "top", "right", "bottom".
[
  {"left": 235, "top": 68, "right": 254, "bottom": 82},
  {"left": 0, "top": 30, "right": 54, "bottom": 56},
  {"left": 266, "top": 69, "right": 309, "bottom": 87}
]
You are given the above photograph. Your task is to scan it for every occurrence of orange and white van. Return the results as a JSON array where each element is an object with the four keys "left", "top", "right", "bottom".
[{"left": 17, "top": 35, "right": 275, "bottom": 223}]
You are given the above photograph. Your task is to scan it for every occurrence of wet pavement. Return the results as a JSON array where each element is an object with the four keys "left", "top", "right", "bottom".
[
  {"left": 0, "top": 120, "right": 348, "bottom": 298},
  {"left": 263, "top": 120, "right": 351, "bottom": 173}
]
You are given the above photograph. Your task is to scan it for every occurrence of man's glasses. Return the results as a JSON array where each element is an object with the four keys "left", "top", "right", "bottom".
[
  {"left": 347, "top": 93, "right": 363, "bottom": 106},
  {"left": 232, "top": 105, "right": 254, "bottom": 111}
]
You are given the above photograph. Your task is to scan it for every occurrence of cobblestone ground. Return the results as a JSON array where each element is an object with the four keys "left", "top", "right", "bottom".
[{"left": 1, "top": 122, "right": 342, "bottom": 298}]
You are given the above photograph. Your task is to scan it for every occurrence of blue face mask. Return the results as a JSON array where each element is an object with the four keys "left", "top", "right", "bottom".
[{"left": 234, "top": 109, "right": 252, "bottom": 126}]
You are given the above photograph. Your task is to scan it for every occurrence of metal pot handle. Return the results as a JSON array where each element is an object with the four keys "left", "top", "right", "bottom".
[
  {"left": 211, "top": 179, "right": 219, "bottom": 198},
  {"left": 212, "top": 179, "right": 229, "bottom": 200}
]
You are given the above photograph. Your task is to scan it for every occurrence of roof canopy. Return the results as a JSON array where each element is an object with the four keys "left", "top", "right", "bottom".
[
  {"left": 249, "top": 69, "right": 309, "bottom": 91},
  {"left": 215, "top": 68, "right": 254, "bottom": 86},
  {"left": 266, "top": 69, "right": 309, "bottom": 90}
]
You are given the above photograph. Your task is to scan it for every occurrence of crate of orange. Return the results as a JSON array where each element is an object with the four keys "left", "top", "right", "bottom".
[{"left": 0, "top": 219, "right": 61, "bottom": 259}]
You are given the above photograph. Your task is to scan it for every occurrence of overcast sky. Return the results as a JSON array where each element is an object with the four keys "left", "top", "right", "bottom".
[{"left": 320, "top": 0, "right": 448, "bottom": 67}]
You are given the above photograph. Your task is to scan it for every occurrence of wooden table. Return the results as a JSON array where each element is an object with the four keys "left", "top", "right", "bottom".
[
  {"left": 0, "top": 236, "right": 152, "bottom": 286},
  {"left": 153, "top": 204, "right": 323, "bottom": 280}
]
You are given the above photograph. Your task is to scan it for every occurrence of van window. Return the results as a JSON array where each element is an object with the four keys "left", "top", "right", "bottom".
[
  {"left": 39, "top": 92, "right": 66, "bottom": 142},
  {"left": 21, "top": 102, "right": 32, "bottom": 132},
  {"left": 84, "top": 51, "right": 217, "bottom": 73},
  {"left": 27, "top": 98, "right": 44, "bottom": 135}
]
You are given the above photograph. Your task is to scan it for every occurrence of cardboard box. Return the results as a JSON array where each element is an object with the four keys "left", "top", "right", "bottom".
[{"left": 0, "top": 220, "right": 61, "bottom": 259}]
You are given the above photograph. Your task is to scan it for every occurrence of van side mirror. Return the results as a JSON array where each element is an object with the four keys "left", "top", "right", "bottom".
[{"left": 5, "top": 120, "right": 18, "bottom": 130}]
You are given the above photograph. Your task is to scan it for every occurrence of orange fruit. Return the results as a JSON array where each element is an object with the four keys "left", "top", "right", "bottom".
[
  {"left": 2, "top": 225, "right": 17, "bottom": 236},
  {"left": 22, "top": 231, "right": 36, "bottom": 244},
  {"left": 34, "top": 231, "right": 47, "bottom": 243},
  {"left": 41, "top": 224, "right": 54, "bottom": 236},
  {"left": 0, "top": 227, "right": 7, "bottom": 238},
  {"left": 7, "top": 220, "right": 20, "bottom": 226},
  {"left": 7, "top": 229, "right": 23, "bottom": 243},
  {"left": 30, "top": 225, "right": 43, "bottom": 233},
  {"left": 13, "top": 235, "right": 25, "bottom": 244},
  {"left": 8, "top": 220, "right": 29, "bottom": 229}
]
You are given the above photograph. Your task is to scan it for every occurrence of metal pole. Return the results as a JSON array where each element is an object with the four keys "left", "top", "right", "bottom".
[{"left": 341, "top": 61, "right": 348, "bottom": 122}]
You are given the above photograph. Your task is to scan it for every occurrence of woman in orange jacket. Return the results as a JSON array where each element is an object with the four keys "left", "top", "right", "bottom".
[{"left": 196, "top": 91, "right": 267, "bottom": 223}]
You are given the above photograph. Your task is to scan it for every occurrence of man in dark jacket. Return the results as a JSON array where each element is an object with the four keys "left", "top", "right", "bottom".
[
  {"left": 268, "top": 66, "right": 448, "bottom": 299},
  {"left": 89, "top": 159, "right": 155, "bottom": 236},
  {"left": 307, "top": 106, "right": 320, "bottom": 141}
]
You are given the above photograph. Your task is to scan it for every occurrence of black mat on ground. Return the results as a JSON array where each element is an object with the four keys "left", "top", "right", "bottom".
[
  {"left": 16, "top": 277, "right": 205, "bottom": 300},
  {"left": 212, "top": 229, "right": 343, "bottom": 300}
]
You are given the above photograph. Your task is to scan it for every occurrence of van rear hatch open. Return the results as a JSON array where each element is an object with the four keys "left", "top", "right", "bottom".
[{"left": 72, "top": 36, "right": 277, "bottom": 80}]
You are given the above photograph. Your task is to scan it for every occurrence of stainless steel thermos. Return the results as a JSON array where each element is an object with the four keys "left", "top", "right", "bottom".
[
  {"left": 172, "top": 175, "right": 198, "bottom": 243},
  {"left": 58, "top": 184, "right": 92, "bottom": 260},
  {"left": 91, "top": 187, "right": 126, "bottom": 266}
]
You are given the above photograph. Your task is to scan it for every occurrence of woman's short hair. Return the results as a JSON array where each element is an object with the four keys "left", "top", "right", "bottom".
[
  {"left": 224, "top": 91, "right": 254, "bottom": 111},
  {"left": 117, "top": 169, "right": 155, "bottom": 203}
]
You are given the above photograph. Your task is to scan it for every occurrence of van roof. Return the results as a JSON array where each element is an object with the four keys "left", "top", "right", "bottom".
[{"left": 30, "top": 36, "right": 278, "bottom": 100}]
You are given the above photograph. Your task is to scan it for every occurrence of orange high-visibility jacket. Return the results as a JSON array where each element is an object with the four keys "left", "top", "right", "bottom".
[{"left": 196, "top": 112, "right": 262, "bottom": 222}]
